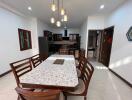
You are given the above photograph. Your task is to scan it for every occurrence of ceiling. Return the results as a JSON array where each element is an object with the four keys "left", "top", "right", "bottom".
[{"left": 0, "top": 0, "right": 126, "bottom": 28}]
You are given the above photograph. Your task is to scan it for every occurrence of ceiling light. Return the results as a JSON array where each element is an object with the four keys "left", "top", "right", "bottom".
[
  {"left": 51, "top": 17, "right": 55, "bottom": 24},
  {"left": 64, "top": 15, "right": 68, "bottom": 22},
  {"left": 56, "top": 21, "right": 61, "bottom": 27},
  {"left": 28, "top": 6, "right": 32, "bottom": 11},
  {"left": 100, "top": 5, "right": 104, "bottom": 9}
]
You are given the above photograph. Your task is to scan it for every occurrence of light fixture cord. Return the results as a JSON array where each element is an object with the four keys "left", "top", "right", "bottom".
[
  {"left": 53, "top": 0, "right": 55, "bottom": 4},
  {"left": 57, "top": 0, "right": 59, "bottom": 20},
  {"left": 62, "top": 0, "right": 63, "bottom": 8}
]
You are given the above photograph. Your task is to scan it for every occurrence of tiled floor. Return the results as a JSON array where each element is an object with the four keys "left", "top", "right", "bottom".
[{"left": 0, "top": 61, "right": 132, "bottom": 100}]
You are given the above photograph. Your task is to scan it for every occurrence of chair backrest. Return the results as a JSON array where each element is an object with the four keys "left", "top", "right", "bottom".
[
  {"left": 59, "top": 48, "right": 69, "bottom": 55},
  {"left": 77, "top": 49, "right": 85, "bottom": 61},
  {"left": 31, "top": 54, "right": 42, "bottom": 68},
  {"left": 78, "top": 57, "right": 87, "bottom": 72},
  {"left": 10, "top": 58, "right": 32, "bottom": 87},
  {"left": 15, "top": 87, "right": 61, "bottom": 100},
  {"left": 80, "top": 60, "right": 94, "bottom": 95},
  {"left": 78, "top": 49, "right": 85, "bottom": 60},
  {"left": 86, "top": 60, "right": 94, "bottom": 75},
  {"left": 77, "top": 57, "right": 87, "bottom": 78}
]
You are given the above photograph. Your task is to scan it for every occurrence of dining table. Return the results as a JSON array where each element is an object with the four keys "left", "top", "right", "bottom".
[{"left": 20, "top": 54, "right": 79, "bottom": 91}]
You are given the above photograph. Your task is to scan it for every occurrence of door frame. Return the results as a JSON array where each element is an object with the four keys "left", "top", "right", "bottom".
[{"left": 87, "top": 30, "right": 103, "bottom": 59}]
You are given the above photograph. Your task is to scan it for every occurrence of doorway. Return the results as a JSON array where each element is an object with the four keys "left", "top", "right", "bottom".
[
  {"left": 87, "top": 30, "right": 103, "bottom": 61},
  {"left": 87, "top": 26, "right": 114, "bottom": 67}
]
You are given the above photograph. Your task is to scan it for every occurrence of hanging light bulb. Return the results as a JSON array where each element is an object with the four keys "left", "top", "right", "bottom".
[
  {"left": 51, "top": 0, "right": 56, "bottom": 12},
  {"left": 51, "top": 17, "right": 55, "bottom": 24},
  {"left": 51, "top": 4, "right": 56, "bottom": 11},
  {"left": 56, "top": 21, "right": 61, "bottom": 27},
  {"left": 61, "top": 8, "right": 65, "bottom": 15},
  {"left": 64, "top": 14, "right": 68, "bottom": 22}
]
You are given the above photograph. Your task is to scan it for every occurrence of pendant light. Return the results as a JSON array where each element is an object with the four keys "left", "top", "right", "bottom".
[
  {"left": 51, "top": 0, "right": 56, "bottom": 12},
  {"left": 56, "top": 21, "right": 61, "bottom": 27},
  {"left": 51, "top": 17, "right": 55, "bottom": 24},
  {"left": 64, "top": 14, "right": 68, "bottom": 22},
  {"left": 50, "top": 11, "right": 55, "bottom": 24},
  {"left": 60, "top": 0, "right": 65, "bottom": 15},
  {"left": 56, "top": 0, "right": 61, "bottom": 27},
  {"left": 50, "top": 0, "right": 68, "bottom": 27},
  {"left": 61, "top": 8, "right": 65, "bottom": 15},
  {"left": 63, "top": 10, "right": 68, "bottom": 22}
]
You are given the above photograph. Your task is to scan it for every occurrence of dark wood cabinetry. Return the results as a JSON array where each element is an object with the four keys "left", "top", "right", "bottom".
[
  {"left": 53, "top": 34, "right": 63, "bottom": 41},
  {"left": 69, "top": 34, "right": 80, "bottom": 49},
  {"left": 38, "top": 30, "right": 81, "bottom": 55},
  {"left": 44, "top": 30, "right": 53, "bottom": 41},
  {"left": 38, "top": 37, "right": 49, "bottom": 60}
]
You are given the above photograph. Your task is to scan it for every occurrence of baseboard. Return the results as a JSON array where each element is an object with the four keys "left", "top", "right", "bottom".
[
  {"left": 109, "top": 68, "right": 132, "bottom": 88},
  {"left": 0, "top": 70, "right": 12, "bottom": 78}
]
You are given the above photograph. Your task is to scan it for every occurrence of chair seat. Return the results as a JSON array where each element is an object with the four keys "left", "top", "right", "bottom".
[
  {"left": 16, "top": 87, "right": 62, "bottom": 100},
  {"left": 33, "top": 89, "right": 64, "bottom": 100},
  {"left": 66, "top": 79, "right": 85, "bottom": 95},
  {"left": 33, "top": 89, "right": 44, "bottom": 92},
  {"left": 77, "top": 68, "right": 81, "bottom": 77}
]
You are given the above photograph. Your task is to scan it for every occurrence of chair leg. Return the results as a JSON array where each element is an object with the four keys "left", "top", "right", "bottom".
[
  {"left": 84, "top": 96, "right": 87, "bottom": 100},
  {"left": 17, "top": 95, "right": 20, "bottom": 100},
  {"left": 64, "top": 95, "right": 67, "bottom": 100}
]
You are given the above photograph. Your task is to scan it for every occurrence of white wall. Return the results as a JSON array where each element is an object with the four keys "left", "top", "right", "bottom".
[
  {"left": 37, "top": 19, "right": 51, "bottom": 37},
  {"left": 87, "top": 16, "right": 105, "bottom": 30},
  {"left": 0, "top": 7, "right": 39, "bottom": 74},
  {"left": 51, "top": 28, "right": 80, "bottom": 37},
  {"left": 80, "top": 19, "right": 88, "bottom": 50},
  {"left": 80, "top": 16, "right": 105, "bottom": 56},
  {"left": 106, "top": 0, "right": 132, "bottom": 84}
]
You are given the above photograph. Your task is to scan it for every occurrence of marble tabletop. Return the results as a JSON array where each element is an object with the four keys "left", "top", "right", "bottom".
[{"left": 20, "top": 55, "right": 78, "bottom": 88}]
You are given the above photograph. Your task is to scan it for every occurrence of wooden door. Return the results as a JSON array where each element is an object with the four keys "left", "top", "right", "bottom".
[{"left": 100, "top": 26, "right": 114, "bottom": 67}]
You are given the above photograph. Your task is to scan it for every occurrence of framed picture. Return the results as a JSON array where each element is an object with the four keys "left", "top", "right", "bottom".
[
  {"left": 126, "top": 26, "right": 132, "bottom": 41},
  {"left": 18, "top": 28, "right": 32, "bottom": 51}
]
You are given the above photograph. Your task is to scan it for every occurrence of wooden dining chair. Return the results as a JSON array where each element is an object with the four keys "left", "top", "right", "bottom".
[
  {"left": 10, "top": 58, "right": 32, "bottom": 87},
  {"left": 76, "top": 57, "right": 87, "bottom": 78},
  {"left": 80, "top": 49, "right": 85, "bottom": 57},
  {"left": 31, "top": 54, "right": 42, "bottom": 68},
  {"left": 59, "top": 48, "right": 69, "bottom": 55},
  {"left": 85, "top": 60, "right": 95, "bottom": 77},
  {"left": 69, "top": 49, "right": 75, "bottom": 55},
  {"left": 75, "top": 49, "right": 85, "bottom": 66},
  {"left": 15, "top": 87, "right": 61, "bottom": 100},
  {"left": 64, "top": 61, "right": 94, "bottom": 100},
  {"left": 74, "top": 50, "right": 79, "bottom": 59}
]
